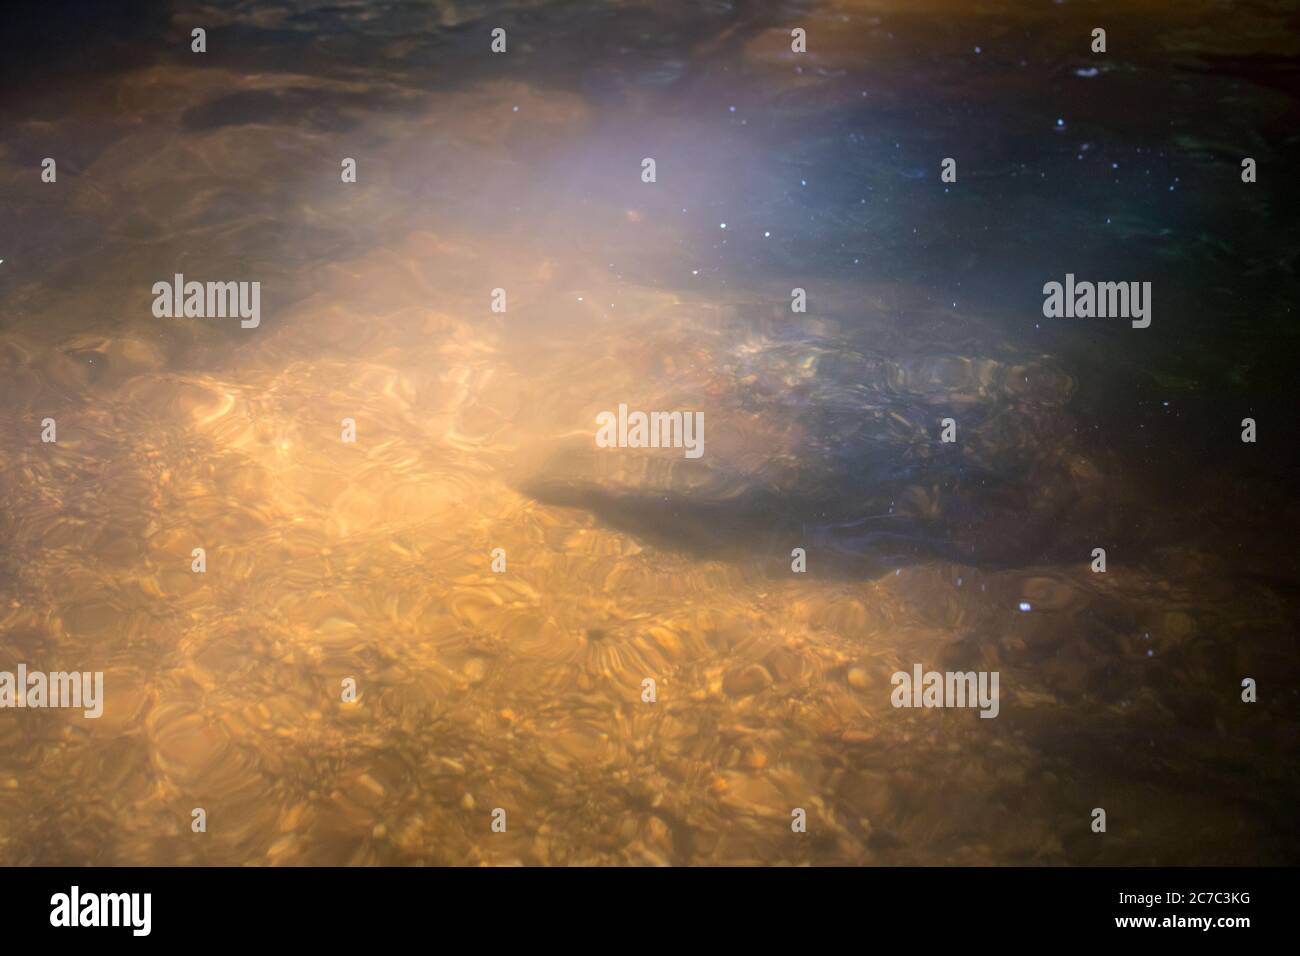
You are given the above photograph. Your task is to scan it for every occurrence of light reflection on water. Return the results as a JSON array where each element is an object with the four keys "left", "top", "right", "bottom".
[{"left": 1, "top": 0, "right": 1298, "bottom": 865}]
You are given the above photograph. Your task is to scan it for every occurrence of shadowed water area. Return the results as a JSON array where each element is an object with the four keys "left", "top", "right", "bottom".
[{"left": 1, "top": 0, "right": 1298, "bottom": 864}]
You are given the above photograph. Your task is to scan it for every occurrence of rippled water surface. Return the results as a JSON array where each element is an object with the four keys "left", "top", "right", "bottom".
[{"left": 1, "top": 0, "right": 1298, "bottom": 865}]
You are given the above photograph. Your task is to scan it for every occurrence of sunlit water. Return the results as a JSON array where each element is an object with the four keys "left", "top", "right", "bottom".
[{"left": 1, "top": 0, "right": 1298, "bottom": 865}]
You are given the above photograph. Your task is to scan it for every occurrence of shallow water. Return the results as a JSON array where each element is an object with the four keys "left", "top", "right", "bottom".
[{"left": 1, "top": 0, "right": 1298, "bottom": 865}]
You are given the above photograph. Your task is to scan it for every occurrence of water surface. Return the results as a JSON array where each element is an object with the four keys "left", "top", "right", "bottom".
[{"left": 1, "top": 0, "right": 1298, "bottom": 865}]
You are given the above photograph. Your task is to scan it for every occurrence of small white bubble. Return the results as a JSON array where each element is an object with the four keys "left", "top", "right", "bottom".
[{"left": 1018, "top": 601, "right": 1032, "bottom": 612}]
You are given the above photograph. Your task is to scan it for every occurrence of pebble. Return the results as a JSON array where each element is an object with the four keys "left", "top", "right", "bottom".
[{"left": 723, "top": 663, "right": 773, "bottom": 698}]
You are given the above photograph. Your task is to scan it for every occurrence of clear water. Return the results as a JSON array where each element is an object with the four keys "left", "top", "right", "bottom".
[{"left": 1, "top": 0, "right": 1297, "bottom": 864}]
